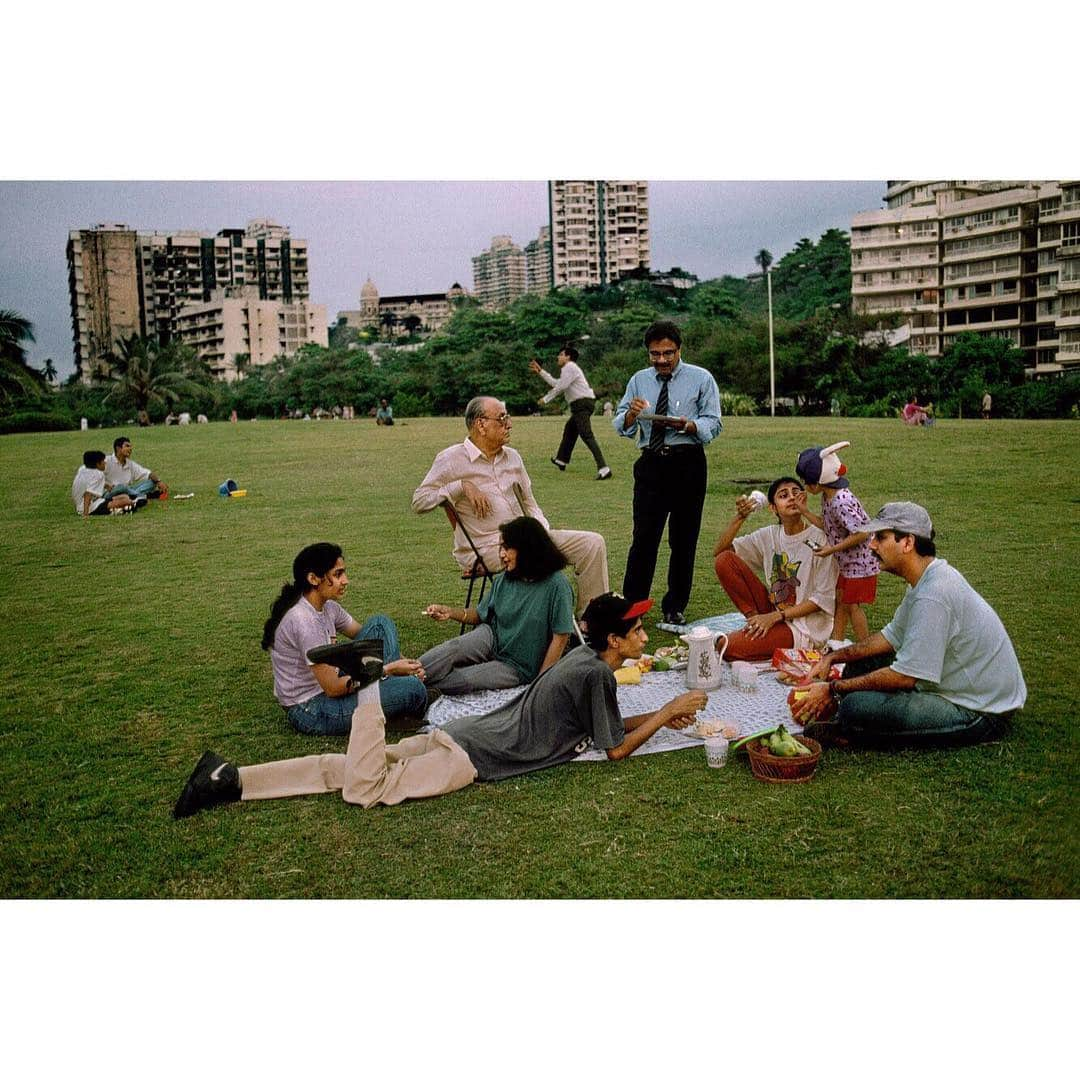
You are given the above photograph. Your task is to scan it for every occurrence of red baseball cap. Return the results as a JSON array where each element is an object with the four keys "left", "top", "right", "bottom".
[{"left": 581, "top": 593, "right": 654, "bottom": 647}]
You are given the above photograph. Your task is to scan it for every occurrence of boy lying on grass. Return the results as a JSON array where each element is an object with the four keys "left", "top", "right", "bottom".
[{"left": 174, "top": 593, "right": 706, "bottom": 817}]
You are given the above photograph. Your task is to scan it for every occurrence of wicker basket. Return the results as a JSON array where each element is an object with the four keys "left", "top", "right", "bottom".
[{"left": 746, "top": 735, "right": 822, "bottom": 783}]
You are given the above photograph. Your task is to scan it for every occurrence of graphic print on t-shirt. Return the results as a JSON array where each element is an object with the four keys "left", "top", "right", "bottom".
[{"left": 767, "top": 551, "right": 802, "bottom": 608}]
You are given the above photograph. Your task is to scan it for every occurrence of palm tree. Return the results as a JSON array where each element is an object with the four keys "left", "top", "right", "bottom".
[
  {"left": 755, "top": 249, "right": 773, "bottom": 278},
  {"left": 0, "top": 309, "right": 47, "bottom": 406},
  {"left": 100, "top": 334, "right": 212, "bottom": 415},
  {"left": 380, "top": 310, "right": 399, "bottom": 340},
  {"left": 43, "top": 358, "right": 57, "bottom": 385}
]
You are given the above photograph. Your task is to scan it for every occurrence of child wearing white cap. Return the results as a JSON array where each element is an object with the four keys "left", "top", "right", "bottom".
[{"left": 795, "top": 441, "right": 878, "bottom": 646}]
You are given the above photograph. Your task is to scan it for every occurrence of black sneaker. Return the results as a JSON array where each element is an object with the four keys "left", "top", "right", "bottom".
[
  {"left": 306, "top": 639, "right": 385, "bottom": 682},
  {"left": 801, "top": 720, "right": 850, "bottom": 748},
  {"left": 663, "top": 610, "right": 688, "bottom": 627},
  {"left": 550, "top": 457, "right": 567, "bottom": 471},
  {"left": 173, "top": 751, "right": 241, "bottom": 819},
  {"left": 596, "top": 467, "right": 613, "bottom": 480},
  {"left": 132, "top": 495, "right": 149, "bottom": 511}
]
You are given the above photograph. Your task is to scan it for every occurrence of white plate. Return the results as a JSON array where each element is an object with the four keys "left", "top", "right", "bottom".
[{"left": 681, "top": 722, "right": 728, "bottom": 740}]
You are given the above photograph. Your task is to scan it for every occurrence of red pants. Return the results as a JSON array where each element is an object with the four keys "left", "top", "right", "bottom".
[{"left": 714, "top": 550, "right": 794, "bottom": 661}]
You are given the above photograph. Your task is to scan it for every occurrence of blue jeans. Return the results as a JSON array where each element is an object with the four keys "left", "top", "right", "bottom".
[
  {"left": 107, "top": 478, "right": 156, "bottom": 499},
  {"left": 836, "top": 657, "right": 1012, "bottom": 748},
  {"left": 286, "top": 614, "right": 427, "bottom": 734}
]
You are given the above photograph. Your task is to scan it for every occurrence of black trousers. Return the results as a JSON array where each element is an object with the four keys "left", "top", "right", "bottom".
[
  {"left": 622, "top": 445, "right": 706, "bottom": 614},
  {"left": 555, "top": 399, "right": 607, "bottom": 470}
]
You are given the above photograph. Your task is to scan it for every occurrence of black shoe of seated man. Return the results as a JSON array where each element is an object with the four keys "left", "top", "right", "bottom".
[
  {"left": 663, "top": 611, "right": 688, "bottom": 627},
  {"left": 132, "top": 495, "right": 148, "bottom": 511},
  {"left": 596, "top": 467, "right": 613, "bottom": 480},
  {"left": 550, "top": 457, "right": 567, "bottom": 471},
  {"left": 306, "top": 638, "right": 385, "bottom": 682},
  {"left": 173, "top": 751, "right": 241, "bottom": 819},
  {"left": 801, "top": 719, "right": 850, "bottom": 749}
]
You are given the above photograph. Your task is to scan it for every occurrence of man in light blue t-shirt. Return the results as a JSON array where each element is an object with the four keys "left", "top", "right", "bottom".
[{"left": 793, "top": 502, "right": 1026, "bottom": 748}]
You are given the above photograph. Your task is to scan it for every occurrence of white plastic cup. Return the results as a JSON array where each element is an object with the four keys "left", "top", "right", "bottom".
[
  {"left": 731, "top": 661, "right": 758, "bottom": 692},
  {"left": 704, "top": 735, "right": 729, "bottom": 769}
]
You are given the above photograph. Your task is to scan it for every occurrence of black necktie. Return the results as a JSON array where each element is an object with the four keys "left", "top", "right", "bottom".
[{"left": 649, "top": 375, "right": 670, "bottom": 451}]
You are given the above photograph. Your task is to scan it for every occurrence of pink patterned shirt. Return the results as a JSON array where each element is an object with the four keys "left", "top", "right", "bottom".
[{"left": 823, "top": 488, "right": 879, "bottom": 580}]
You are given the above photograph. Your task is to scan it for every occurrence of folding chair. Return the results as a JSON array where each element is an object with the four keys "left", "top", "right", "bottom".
[{"left": 441, "top": 501, "right": 499, "bottom": 635}]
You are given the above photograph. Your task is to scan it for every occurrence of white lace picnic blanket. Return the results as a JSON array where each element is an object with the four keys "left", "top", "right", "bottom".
[{"left": 423, "top": 612, "right": 803, "bottom": 761}]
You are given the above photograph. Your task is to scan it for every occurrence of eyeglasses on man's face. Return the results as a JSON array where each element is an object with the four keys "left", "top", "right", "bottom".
[
  {"left": 647, "top": 349, "right": 678, "bottom": 361},
  {"left": 482, "top": 412, "right": 511, "bottom": 426}
]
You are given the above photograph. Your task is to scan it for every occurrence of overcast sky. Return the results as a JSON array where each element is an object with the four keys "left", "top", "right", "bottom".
[
  {"left": 0, "top": 180, "right": 883, "bottom": 379},
  {"left": 3, "top": 6, "right": 1066, "bottom": 382}
]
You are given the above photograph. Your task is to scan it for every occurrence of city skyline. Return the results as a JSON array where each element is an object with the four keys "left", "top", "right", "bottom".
[{"left": 2, "top": 180, "right": 882, "bottom": 379}]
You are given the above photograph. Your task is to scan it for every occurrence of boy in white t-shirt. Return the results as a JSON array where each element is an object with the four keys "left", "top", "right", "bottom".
[
  {"left": 71, "top": 450, "right": 141, "bottom": 518},
  {"left": 712, "top": 476, "right": 838, "bottom": 660},
  {"left": 103, "top": 436, "right": 165, "bottom": 500}
]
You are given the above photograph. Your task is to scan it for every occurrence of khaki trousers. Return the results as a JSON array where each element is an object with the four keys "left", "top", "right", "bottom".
[{"left": 239, "top": 683, "right": 477, "bottom": 809}]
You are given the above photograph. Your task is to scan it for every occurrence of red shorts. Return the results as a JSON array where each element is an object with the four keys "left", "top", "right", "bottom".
[{"left": 838, "top": 574, "right": 877, "bottom": 604}]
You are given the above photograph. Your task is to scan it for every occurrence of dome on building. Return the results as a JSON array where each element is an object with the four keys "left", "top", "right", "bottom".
[{"left": 360, "top": 278, "right": 379, "bottom": 301}]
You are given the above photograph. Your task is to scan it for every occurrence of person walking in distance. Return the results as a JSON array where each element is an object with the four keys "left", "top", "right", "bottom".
[{"left": 530, "top": 345, "right": 612, "bottom": 480}]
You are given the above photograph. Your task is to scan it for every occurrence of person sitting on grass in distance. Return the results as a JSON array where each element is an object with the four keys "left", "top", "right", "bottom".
[
  {"left": 418, "top": 516, "right": 574, "bottom": 694},
  {"left": 792, "top": 502, "right": 1027, "bottom": 749},
  {"left": 794, "top": 441, "right": 878, "bottom": 647},
  {"left": 712, "top": 477, "right": 838, "bottom": 661},
  {"left": 71, "top": 450, "right": 143, "bottom": 518},
  {"left": 173, "top": 593, "right": 708, "bottom": 818},
  {"left": 375, "top": 398, "right": 394, "bottom": 426},
  {"left": 901, "top": 396, "right": 929, "bottom": 426},
  {"left": 262, "top": 543, "right": 428, "bottom": 735},
  {"left": 104, "top": 436, "right": 166, "bottom": 500}
]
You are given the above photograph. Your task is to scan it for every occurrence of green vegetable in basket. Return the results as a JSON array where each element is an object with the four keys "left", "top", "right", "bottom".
[
  {"left": 730, "top": 728, "right": 780, "bottom": 754},
  {"left": 770, "top": 725, "right": 800, "bottom": 757},
  {"left": 652, "top": 657, "right": 671, "bottom": 672}
]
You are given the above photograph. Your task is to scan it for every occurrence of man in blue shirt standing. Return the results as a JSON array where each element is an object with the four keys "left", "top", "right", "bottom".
[{"left": 614, "top": 320, "right": 722, "bottom": 625}]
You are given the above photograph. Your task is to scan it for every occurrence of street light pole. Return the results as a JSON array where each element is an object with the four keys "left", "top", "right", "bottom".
[{"left": 767, "top": 267, "right": 776, "bottom": 417}]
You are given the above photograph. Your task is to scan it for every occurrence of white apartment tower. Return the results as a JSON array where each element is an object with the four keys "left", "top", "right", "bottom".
[
  {"left": 472, "top": 235, "right": 527, "bottom": 309},
  {"left": 549, "top": 181, "right": 650, "bottom": 288},
  {"left": 173, "top": 295, "right": 328, "bottom": 382},
  {"left": 524, "top": 226, "right": 552, "bottom": 294},
  {"left": 67, "top": 220, "right": 314, "bottom": 380},
  {"left": 851, "top": 181, "right": 1077, "bottom": 372}
]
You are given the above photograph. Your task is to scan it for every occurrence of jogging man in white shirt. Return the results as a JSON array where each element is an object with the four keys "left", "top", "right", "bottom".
[{"left": 530, "top": 345, "right": 612, "bottom": 480}]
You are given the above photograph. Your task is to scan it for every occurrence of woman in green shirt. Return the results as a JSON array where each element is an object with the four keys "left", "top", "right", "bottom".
[{"left": 419, "top": 516, "right": 575, "bottom": 693}]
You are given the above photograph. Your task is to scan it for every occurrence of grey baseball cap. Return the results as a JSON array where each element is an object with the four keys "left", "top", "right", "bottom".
[{"left": 863, "top": 501, "right": 934, "bottom": 540}]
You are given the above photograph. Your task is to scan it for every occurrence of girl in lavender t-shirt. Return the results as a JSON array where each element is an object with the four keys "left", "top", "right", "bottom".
[{"left": 795, "top": 441, "right": 879, "bottom": 645}]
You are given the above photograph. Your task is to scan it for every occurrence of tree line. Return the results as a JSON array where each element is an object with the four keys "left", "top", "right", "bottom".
[{"left": 3, "top": 229, "right": 1078, "bottom": 433}]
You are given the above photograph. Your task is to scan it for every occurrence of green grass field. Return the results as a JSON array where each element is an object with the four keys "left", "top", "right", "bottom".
[{"left": 1, "top": 414, "right": 1077, "bottom": 898}]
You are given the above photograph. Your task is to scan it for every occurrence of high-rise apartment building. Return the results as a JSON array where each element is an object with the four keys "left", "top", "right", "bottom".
[
  {"left": 471, "top": 235, "right": 527, "bottom": 309},
  {"left": 1054, "top": 181, "right": 1080, "bottom": 368},
  {"left": 851, "top": 181, "right": 1077, "bottom": 372},
  {"left": 67, "top": 219, "right": 312, "bottom": 380},
  {"left": 524, "top": 226, "right": 552, "bottom": 294},
  {"left": 174, "top": 294, "right": 327, "bottom": 382},
  {"left": 548, "top": 181, "right": 649, "bottom": 289}
]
